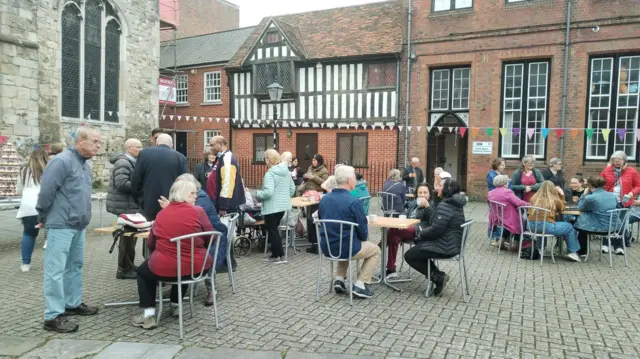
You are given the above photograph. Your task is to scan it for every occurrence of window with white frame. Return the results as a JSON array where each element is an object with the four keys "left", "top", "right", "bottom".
[
  {"left": 204, "top": 130, "right": 221, "bottom": 152},
  {"left": 506, "top": 0, "right": 529, "bottom": 3},
  {"left": 586, "top": 55, "right": 640, "bottom": 161},
  {"left": 61, "top": 0, "right": 122, "bottom": 122},
  {"left": 500, "top": 61, "right": 549, "bottom": 159},
  {"left": 204, "top": 71, "right": 221, "bottom": 102},
  {"left": 431, "top": 68, "right": 471, "bottom": 111},
  {"left": 433, "top": 0, "right": 472, "bottom": 12},
  {"left": 176, "top": 75, "right": 188, "bottom": 104}
]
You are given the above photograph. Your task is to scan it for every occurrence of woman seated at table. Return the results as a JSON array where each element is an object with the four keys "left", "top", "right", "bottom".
[
  {"left": 527, "top": 181, "right": 581, "bottom": 262},
  {"left": 404, "top": 179, "right": 467, "bottom": 296},
  {"left": 383, "top": 184, "right": 433, "bottom": 279},
  {"left": 574, "top": 175, "right": 623, "bottom": 256},
  {"left": 382, "top": 169, "right": 407, "bottom": 216},
  {"left": 133, "top": 179, "right": 215, "bottom": 330},
  {"left": 487, "top": 175, "right": 530, "bottom": 249},
  {"left": 567, "top": 174, "right": 586, "bottom": 204}
]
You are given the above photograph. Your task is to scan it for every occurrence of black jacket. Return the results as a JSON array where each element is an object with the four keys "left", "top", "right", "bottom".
[
  {"left": 193, "top": 161, "right": 214, "bottom": 191},
  {"left": 415, "top": 194, "right": 467, "bottom": 257},
  {"left": 131, "top": 145, "right": 188, "bottom": 220},
  {"left": 403, "top": 166, "right": 425, "bottom": 190},
  {"left": 106, "top": 153, "right": 139, "bottom": 215},
  {"left": 541, "top": 168, "right": 564, "bottom": 188}
]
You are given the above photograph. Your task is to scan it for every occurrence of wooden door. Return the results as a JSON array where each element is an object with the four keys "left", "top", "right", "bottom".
[
  {"left": 175, "top": 131, "right": 188, "bottom": 157},
  {"left": 296, "top": 133, "right": 318, "bottom": 171}
]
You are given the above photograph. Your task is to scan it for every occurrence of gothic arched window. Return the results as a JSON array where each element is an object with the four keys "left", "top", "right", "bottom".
[{"left": 60, "top": 0, "right": 122, "bottom": 122}]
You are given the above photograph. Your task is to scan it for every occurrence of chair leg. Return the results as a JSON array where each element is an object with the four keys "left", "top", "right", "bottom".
[
  {"left": 177, "top": 282, "right": 184, "bottom": 340},
  {"left": 212, "top": 280, "right": 219, "bottom": 329},
  {"left": 517, "top": 236, "right": 524, "bottom": 263},
  {"left": 316, "top": 253, "right": 322, "bottom": 302},
  {"left": 459, "top": 260, "right": 467, "bottom": 302},
  {"left": 540, "top": 238, "right": 545, "bottom": 267},
  {"left": 608, "top": 237, "right": 613, "bottom": 268},
  {"left": 622, "top": 235, "right": 628, "bottom": 267},
  {"left": 189, "top": 284, "right": 194, "bottom": 318},
  {"left": 157, "top": 282, "right": 164, "bottom": 322},
  {"left": 425, "top": 263, "right": 432, "bottom": 298},
  {"left": 550, "top": 237, "right": 556, "bottom": 264},
  {"left": 328, "top": 261, "right": 334, "bottom": 293},
  {"left": 462, "top": 258, "right": 470, "bottom": 295},
  {"left": 284, "top": 228, "right": 289, "bottom": 261},
  {"left": 227, "top": 251, "right": 236, "bottom": 294},
  {"left": 348, "top": 259, "right": 353, "bottom": 306}
]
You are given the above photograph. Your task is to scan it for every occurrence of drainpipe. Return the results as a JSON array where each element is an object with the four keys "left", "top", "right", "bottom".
[
  {"left": 403, "top": 0, "right": 413, "bottom": 167},
  {"left": 559, "top": 0, "right": 572, "bottom": 161}
]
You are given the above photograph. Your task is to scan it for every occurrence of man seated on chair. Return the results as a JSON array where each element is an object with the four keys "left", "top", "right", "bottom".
[
  {"left": 134, "top": 179, "right": 215, "bottom": 330},
  {"left": 318, "top": 166, "right": 381, "bottom": 299}
]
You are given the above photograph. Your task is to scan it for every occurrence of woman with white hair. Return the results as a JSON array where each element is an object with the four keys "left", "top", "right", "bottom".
[
  {"left": 600, "top": 151, "right": 640, "bottom": 208},
  {"left": 511, "top": 156, "right": 544, "bottom": 202},
  {"left": 133, "top": 179, "right": 215, "bottom": 330},
  {"left": 382, "top": 169, "right": 407, "bottom": 215},
  {"left": 487, "top": 174, "right": 530, "bottom": 248}
]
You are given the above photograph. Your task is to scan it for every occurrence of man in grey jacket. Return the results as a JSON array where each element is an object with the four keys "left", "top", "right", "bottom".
[
  {"left": 106, "top": 138, "right": 142, "bottom": 280},
  {"left": 37, "top": 126, "right": 101, "bottom": 333}
]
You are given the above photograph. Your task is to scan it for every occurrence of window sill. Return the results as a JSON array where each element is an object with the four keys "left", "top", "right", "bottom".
[
  {"left": 174, "top": 103, "right": 190, "bottom": 107},
  {"left": 201, "top": 101, "right": 223, "bottom": 106},
  {"left": 430, "top": 8, "right": 473, "bottom": 17},
  {"left": 60, "top": 117, "right": 122, "bottom": 127},
  {"left": 504, "top": 0, "right": 554, "bottom": 9}
]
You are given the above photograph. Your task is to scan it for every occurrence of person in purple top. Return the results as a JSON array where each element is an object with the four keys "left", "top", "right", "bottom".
[{"left": 381, "top": 169, "right": 407, "bottom": 216}]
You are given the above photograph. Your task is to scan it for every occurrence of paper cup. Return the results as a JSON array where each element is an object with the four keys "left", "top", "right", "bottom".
[
  {"left": 368, "top": 215, "right": 378, "bottom": 223},
  {"left": 399, "top": 215, "right": 407, "bottom": 220}
]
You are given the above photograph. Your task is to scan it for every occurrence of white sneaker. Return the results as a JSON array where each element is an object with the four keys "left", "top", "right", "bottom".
[
  {"left": 566, "top": 253, "right": 581, "bottom": 262},
  {"left": 601, "top": 246, "right": 609, "bottom": 254},
  {"left": 20, "top": 264, "right": 31, "bottom": 272},
  {"left": 614, "top": 248, "right": 625, "bottom": 255},
  {"left": 43, "top": 240, "right": 47, "bottom": 249}
]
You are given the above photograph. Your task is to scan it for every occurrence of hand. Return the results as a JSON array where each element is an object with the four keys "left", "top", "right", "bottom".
[
  {"left": 158, "top": 196, "right": 169, "bottom": 209},
  {"left": 572, "top": 196, "right": 579, "bottom": 203},
  {"left": 35, "top": 223, "right": 44, "bottom": 229},
  {"left": 303, "top": 173, "right": 311, "bottom": 179},
  {"left": 556, "top": 186, "right": 564, "bottom": 196},
  {"left": 409, "top": 173, "right": 415, "bottom": 178},
  {"left": 634, "top": 199, "right": 640, "bottom": 207},
  {"left": 219, "top": 210, "right": 227, "bottom": 216},
  {"left": 525, "top": 186, "right": 532, "bottom": 193}
]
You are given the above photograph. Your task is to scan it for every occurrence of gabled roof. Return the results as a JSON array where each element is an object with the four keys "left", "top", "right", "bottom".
[
  {"left": 227, "top": 1, "right": 404, "bottom": 68},
  {"left": 160, "top": 26, "right": 255, "bottom": 69}
]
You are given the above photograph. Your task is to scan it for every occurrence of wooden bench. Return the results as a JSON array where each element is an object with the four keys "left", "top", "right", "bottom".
[{"left": 93, "top": 226, "right": 150, "bottom": 238}]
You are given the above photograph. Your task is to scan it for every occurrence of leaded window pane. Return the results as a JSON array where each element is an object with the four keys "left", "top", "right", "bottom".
[
  {"left": 104, "top": 20, "right": 120, "bottom": 122},
  {"left": 255, "top": 62, "right": 293, "bottom": 94},
  {"left": 61, "top": 5, "right": 81, "bottom": 118},
  {"left": 84, "top": 0, "right": 102, "bottom": 120}
]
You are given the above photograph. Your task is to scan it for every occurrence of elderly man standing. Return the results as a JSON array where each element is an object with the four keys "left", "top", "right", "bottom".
[
  {"left": 318, "top": 166, "right": 380, "bottom": 299},
  {"left": 37, "top": 126, "right": 101, "bottom": 333},
  {"left": 403, "top": 157, "right": 425, "bottom": 190},
  {"left": 132, "top": 134, "right": 188, "bottom": 221},
  {"left": 207, "top": 135, "right": 245, "bottom": 272},
  {"left": 107, "top": 138, "right": 143, "bottom": 280}
]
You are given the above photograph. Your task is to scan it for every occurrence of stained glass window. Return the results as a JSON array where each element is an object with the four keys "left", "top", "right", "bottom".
[
  {"left": 61, "top": 5, "right": 81, "bottom": 118},
  {"left": 104, "top": 20, "right": 120, "bottom": 122}
]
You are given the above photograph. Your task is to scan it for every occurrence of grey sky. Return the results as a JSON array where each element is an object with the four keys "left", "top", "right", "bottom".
[{"left": 230, "top": 0, "right": 388, "bottom": 27}]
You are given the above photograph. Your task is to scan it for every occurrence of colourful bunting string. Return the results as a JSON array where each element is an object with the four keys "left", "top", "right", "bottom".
[
  {"left": 526, "top": 128, "right": 535, "bottom": 139},
  {"left": 617, "top": 128, "right": 626, "bottom": 141},
  {"left": 585, "top": 128, "right": 594, "bottom": 139},
  {"left": 499, "top": 128, "right": 507, "bottom": 137},
  {"left": 541, "top": 128, "right": 549, "bottom": 139},
  {"left": 554, "top": 129, "right": 564, "bottom": 139},
  {"left": 486, "top": 128, "right": 493, "bottom": 137},
  {"left": 513, "top": 128, "right": 520, "bottom": 136},
  {"left": 602, "top": 129, "right": 611, "bottom": 141},
  {"left": 636, "top": 129, "right": 640, "bottom": 141},
  {"left": 571, "top": 129, "right": 580, "bottom": 140},
  {"left": 471, "top": 128, "right": 479, "bottom": 137},
  {"left": 459, "top": 127, "right": 467, "bottom": 138}
]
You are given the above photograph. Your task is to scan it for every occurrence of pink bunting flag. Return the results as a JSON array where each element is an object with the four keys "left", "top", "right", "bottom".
[
  {"left": 459, "top": 128, "right": 467, "bottom": 138},
  {"left": 185, "top": 116, "right": 191, "bottom": 121},
  {"left": 416, "top": 126, "right": 422, "bottom": 132},
  {"left": 224, "top": 118, "right": 228, "bottom": 123},
  {"left": 407, "top": 126, "right": 412, "bottom": 131},
  {"left": 208, "top": 117, "right": 213, "bottom": 122},
  {"left": 526, "top": 128, "right": 535, "bottom": 139},
  {"left": 617, "top": 128, "right": 626, "bottom": 141},
  {"left": 636, "top": 129, "right": 640, "bottom": 141}
]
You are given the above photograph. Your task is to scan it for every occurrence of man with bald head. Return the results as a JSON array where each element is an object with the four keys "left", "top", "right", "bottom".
[
  {"left": 107, "top": 138, "right": 143, "bottom": 279},
  {"left": 132, "top": 133, "right": 188, "bottom": 220}
]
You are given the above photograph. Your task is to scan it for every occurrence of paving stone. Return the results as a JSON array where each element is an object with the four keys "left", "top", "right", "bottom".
[
  {"left": 286, "top": 353, "right": 377, "bottom": 359},
  {"left": 174, "top": 347, "right": 282, "bottom": 359},
  {"left": 93, "top": 342, "right": 183, "bottom": 359},
  {"left": 19, "top": 339, "right": 110, "bottom": 359},
  {"left": 0, "top": 336, "right": 46, "bottom": 356}
]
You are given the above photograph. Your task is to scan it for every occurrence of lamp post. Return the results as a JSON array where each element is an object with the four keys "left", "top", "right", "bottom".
[{"left": 267, "top": 82, "right": 284, "bottom": 150}]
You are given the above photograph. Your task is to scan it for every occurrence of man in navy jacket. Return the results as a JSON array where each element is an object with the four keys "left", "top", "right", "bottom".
[{"left": 318, "top": 166, "right": 380, "bottom": 299}]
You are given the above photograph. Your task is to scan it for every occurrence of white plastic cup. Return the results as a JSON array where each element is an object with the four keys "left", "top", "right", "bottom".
[
  {"left": 399, "top": 215, "right": 407, "bottom": 220},
  {"left": 368, "top": 215, "right": 378, "bottom": 223}
]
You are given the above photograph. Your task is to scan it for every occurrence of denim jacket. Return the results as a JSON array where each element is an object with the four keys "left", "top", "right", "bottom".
[{"left": 574, "top": 188, "right": 621, "bottom": 233}]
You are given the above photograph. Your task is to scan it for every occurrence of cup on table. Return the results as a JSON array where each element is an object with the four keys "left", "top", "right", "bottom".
[
  {"left": 368, "top": 214, "right": 378, "bottom": 223},
  {"left": 399, "top": 215, "right": 407, "bottom": 220}
]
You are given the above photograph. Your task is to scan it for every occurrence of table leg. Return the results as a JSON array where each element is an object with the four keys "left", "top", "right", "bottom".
[{"left": 372, "top": 227, "right": 411, "bottom": 292}]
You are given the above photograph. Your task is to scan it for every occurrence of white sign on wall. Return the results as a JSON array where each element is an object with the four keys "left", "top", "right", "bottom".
[
  {"left": 158, "top": 77, "right": 176, "bottom": 106},
  {"left": 472, "top": 141, "right": 493, "bottom": 155}
]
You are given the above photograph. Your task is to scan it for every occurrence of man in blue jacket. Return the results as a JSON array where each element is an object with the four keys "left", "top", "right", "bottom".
[
  {"left": 36, "top": 126, "right": 101, "bottom": 333},
  {"left": 318, "top": 166, "right": 380, "bottom": 299}
]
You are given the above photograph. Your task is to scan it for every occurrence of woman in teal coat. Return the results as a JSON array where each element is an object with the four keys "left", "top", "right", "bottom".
[{"left": 257, "top": 149, "right": 296, "bottom": 264}]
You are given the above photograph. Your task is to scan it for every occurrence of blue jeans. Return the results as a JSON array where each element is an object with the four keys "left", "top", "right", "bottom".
[
  {"left": 21, "top": 216, "right": 40, "bottom": 265},
  {"left": 43, "top": 229, "right": 85, "bottom": 320},
  {"left": 529, "top": 221, "right": 580, "bottom": 254}
]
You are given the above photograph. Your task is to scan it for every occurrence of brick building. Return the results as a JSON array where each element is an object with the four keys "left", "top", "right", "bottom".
[
  {"left": 225, "top": 2, "right": 404, "bottom": 190},
  {"left": 407, "top": 0, "right": 640, "bottom": 199},
  {"left": 160, "top": 0, "right": 239, "bottom": 41},
  {"left": 158, "top": 27, "right": 254, "bottom": 159}
]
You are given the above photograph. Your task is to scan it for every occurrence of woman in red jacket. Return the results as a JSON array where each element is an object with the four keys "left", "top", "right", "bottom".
[
  {"left": 600, "top": 151, "right": 640, "bottom": 208},
  {"left": 133, "top": 179, "right": 214, "bottom": 330}
]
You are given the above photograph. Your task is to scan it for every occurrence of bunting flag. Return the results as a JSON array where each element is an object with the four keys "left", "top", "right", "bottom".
[
  {"left": 108, "top": 111, "right": 113, "bottom": 116},
  {"left": 407, "top": 126, "right": 412, "bottom": 131},
  {"left": 416, "top": 126, "right": 422, "bottom": 132},
  {"left": 177, "top": 115, "right": 182, "bottom": 121},
  {"left": 208, "top": 117, "right": 213, "bottom": 122},
  {"left": 437, "top": 126, "right": 443, "bottom": 133},
  {"left": 449, "top": 127, "right": 455, "bottom": 134},
  {"left": 636, "top": 129, "right": 640, "bottom": 141},
  {"left": 554, "top": 129, "right": 564, "bottom": 139},
  {"left": 0, "top": 136, "right": 7, "bottom": 145},
  {"left": 617, "top": 128, "right": 626, "bottom": 141},
  {"left": 486, "top": 128, "right": 493, "bottom": 137},
  {"left": 526, "top": 128, "right": 535, "bottom": 139},
  {"left": 185, "top": 116, "right": 190, "bottom": 121},
  {"left": 499, "top": 128, "right": 507, "bottom": 137},
  {"left": 513, "top": 128, "right": 521, "bottom": 136},
  {"left": 571, "top": 129, "right": 580, "bottom": 140},
  {"left": 224, "top": 118, "right": 228, "bottom": 123},
  {"left": 398, "top": 125, "right": 404, "bottom": 132},
  {"left": 585, "top": 128, "right": 594, "bottom": 139},
  {"left": 169, "top": 115, "right": 174, "bottom": 120},
  {"left": 541, "top": 128, "right": 549, "bottom": 139},
  {"left": 471, "top": 128, "right": 479, "bottom": 137},
  {"left": 602, "top": 129, "right": 611, "bottom": 141},
  {"left": 459, "top": 127, "right": 467, "bottom": 138}
]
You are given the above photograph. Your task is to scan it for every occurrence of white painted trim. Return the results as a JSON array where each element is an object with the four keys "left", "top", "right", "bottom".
[
  {"left": 366, "top": 93, "right": 371, "bottom": 118},
  {"left": 382, "top": 91, "right": 388, "bottom": 117},
  {"left": 283, "top": 101, "right": 289, "bottom": 119},
  {"left": 391, "top": 91, "right": 397, "bottom": 117},
  {"left": 281, "top": 45, "right": 287, "bottom": 57},
  {"left": 333, "top": 65, "right": 339, "bottom": 92},
  {"left": 317, "top": 95, "right": 322, "bottom": 119},
  {"left": 239, "top": 73, "right": 245, "bottom": 95},
  {"left": 374, "top": 92, "right": 380, "bottom": 117},
  {"left": 308, "top": 67, "right": 315, "bottom": 93},
  {"left": 246, "top": 72, "right": 252, "bottom": 95},
  {"left": 326, "top": 94, "right": 331, "bottom": 119},
  {"left": 233, "top": 73, "right": 239, "bottom": 96},
  {"left": 268, "top": 102, "right": 274, "bottom": 120},
  {"left": 300, "top": 95, "right": 306, "bottom": 120},
  {"left": 273, "top": 46, "right": 279, "bottom": 57},
  {"left": 349, "top": 64, "right": 355, "bottom": 90},
  {"left": 234, "top": 99, "right": 239, "bottom": 121},
  {"left": 266, "top": 47, "right": 271, "bottom": 58},
  {"left": 240, "top": 98, "right": 245, "bottom": 119},
  {"left": 357, "top": 93, "right": 363, "bottom": 118},
  {"left": 308, "top": 95, "right": 314, "bottom": 120},
  {"left": 299, "top": 67, "right": 306, "bottom": 93},
  {"left": 349, "top": 93, "right": 355, "bottom": 118},
  {"left": 341, "top": 64, "right": 347, "bottom": 90},
  {"left": 316, "top": 67, "right": 322, "bottom": 92},
  {"left": 203, "top": 71, "right": 221, "bottom": 102},
  {"left": 356, "top": 63, "right": 363, "bottom": 90},
  {"left": 326, "top": 65, "right": 331, "bottom": 92},
  {"left": 341, "top": 94, "right": 347, "bottom": 118},
  {"left": 290, "top": 102, "right": 295, "bottom": 120},
  {"left": 254, "top": 98, "right": 258, "bottom": 119},
  {"left": 261, "top": 103, "right": 267, "bottom": 120},
  {"left": 257, "top": 48, "right": 263, "bottom": 60},
  {"left": 333, "top": 94, "right": 339, "bottom": 119}
]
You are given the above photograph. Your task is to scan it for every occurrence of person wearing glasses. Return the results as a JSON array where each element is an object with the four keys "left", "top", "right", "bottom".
[{"left": 36, "top": 126, "right": 102, "bottom": 333}]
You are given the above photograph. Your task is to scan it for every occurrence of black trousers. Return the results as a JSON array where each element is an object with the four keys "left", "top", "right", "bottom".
[
  {"left": 136, "top": 260, "right": 207, "bottom": 308},
  {"left": 265, "top": 212, "right": 285, "bottom": 258},
  {"left": 404, "top": 245, "right": 451, "bottom": 279},
  {"left": 117, "top": 234, "right": 137, "bottom": 273},
  {"left": 577, "top": 230, "right": 620, "bottom": 255},
  {"left": 306, "top": 204, "right": 319, "bottom": 245}
]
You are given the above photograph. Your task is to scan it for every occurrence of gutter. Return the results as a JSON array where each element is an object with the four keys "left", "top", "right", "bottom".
[
  {"left": 560, "top": 0, "right": 572, "bottom": 161},
  {"left": 404, "top": 0, "right": 413, "bottom": 167}
]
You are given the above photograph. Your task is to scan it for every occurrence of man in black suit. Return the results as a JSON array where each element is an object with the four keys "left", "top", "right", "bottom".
[
  {"left": 132, "top": 133, "right": 188, "bottom": 220},
  {"left": 402, "top": 157, "right": 425, "bottom": 191}
]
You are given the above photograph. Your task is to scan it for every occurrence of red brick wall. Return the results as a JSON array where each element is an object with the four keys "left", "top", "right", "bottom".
[
  {"left": 158, "top": 65, "right": 232, "bottom": 158},
  {"left": 409, "top": 0, "right": 640, "bottom": 199}
]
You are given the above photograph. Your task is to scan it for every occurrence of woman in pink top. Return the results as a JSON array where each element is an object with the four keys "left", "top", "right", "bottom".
[
  {"left": 488, "top": 174, "right": 530, "bottom": 248},
  {"left": 511, "top": 156, "right": 544, "bottom": 202}
]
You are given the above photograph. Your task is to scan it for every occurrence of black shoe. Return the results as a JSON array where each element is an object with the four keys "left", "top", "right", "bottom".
[
  {"left": 333, "top": 280, "right": 346, "bottom": 294},
  {"left": 385, "top": 269, "right": 398, "bottom": 279},
  {"left": 116, "top": 271, "right": 137, "bottom": 280},
  {"left": 43, "top": 315, "right": 79, "bottom": 333},
  {"left": 306, "top": 245, "right": 319, "bottom": 254},
  {"left": 432, "top": 274, "right": 450, "bottom": 296},
  {"left": 64, "top": 303, "right": 99, "bottom": 316}
]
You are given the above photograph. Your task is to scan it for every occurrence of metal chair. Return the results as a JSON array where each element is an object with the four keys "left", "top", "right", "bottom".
[
  {"left": 158, "top": 231, "right": 223, "bottom": 339},
  {"left": 517, "top": 206, "right": 558, "bottom": 266},
  {"left": 488, "top": 200, "right": 511, "bottom": 253},
  {"left": 358, "top": 196, "right": 372, "bottom": 215},
  {"left": 377, "top": 191, "right": 402, "bottom": 217},
  {"left": 264, "top": 210, "right": 298, "bottom": 260},
  {"left": 221, "top": 213, "right": 239, "bottom": 293},
  {"left": 592, "top": 208, "right": 629, "bottom": 267},
  {"left": 314, "top": 219, "right": 359, "bottom": 306},
  {"left": 425, "top": 220, "right": 473, "bottom": 302}
]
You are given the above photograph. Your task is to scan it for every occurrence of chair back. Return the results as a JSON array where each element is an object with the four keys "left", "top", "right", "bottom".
[
  {"left": 488, "top": 200, "right": 506, "bottom": 227},
  {"left": 518, "top": 206, "right": 552, "bottom": 236},
  {"left": 459, "top": 220, "right": 474, "bottom": 258},
  {"left": 222, "top": 213, "right": 239, "bottom": 255},
  {"left": 358, "top": 196, "right": 371, "bottom": 215},
  {"left": 607, "top": 208, "right": 629, "bottom": 238},
  {"left": 314, "top": 219, "right": 358, "bottom": 260},
  {"left": 377, "top": 191, "right": 400, "bottom": 217},
  {"left": 171, "top": 231, "right": 223, "bottom": 281}
]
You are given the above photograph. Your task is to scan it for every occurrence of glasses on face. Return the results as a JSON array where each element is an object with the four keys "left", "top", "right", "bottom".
[{"left": 84, "top": 138, "right": 102, "bottom": 145}]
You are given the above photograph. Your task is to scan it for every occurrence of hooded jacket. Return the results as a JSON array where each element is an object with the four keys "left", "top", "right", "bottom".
[
  {"left": 350, "top": 180, "right": 369, "bottom": 200},
  {"left": 258, "top": 163, "right": 295, "bottom": 215},
  {"left": 106, "top": 152, "right": 139, "bottom": 216},
  {"left": 206, "top": 150, "right": 245, "bottom": 211},
  {"left": 415, "top": 194, "right": 467, "bottom": 257}
]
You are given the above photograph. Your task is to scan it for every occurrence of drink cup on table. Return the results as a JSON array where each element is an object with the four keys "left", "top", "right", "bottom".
[
  {"left": 399, "top": 215, "right": 407, "bottom": 220},
  {"left": 368, "top": 214, "right": 377, "bottom": 223}
]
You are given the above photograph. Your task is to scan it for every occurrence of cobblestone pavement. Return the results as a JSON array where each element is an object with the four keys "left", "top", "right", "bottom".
[{"left": 1, "top": 200, "right": 640, "bottom": 358}]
